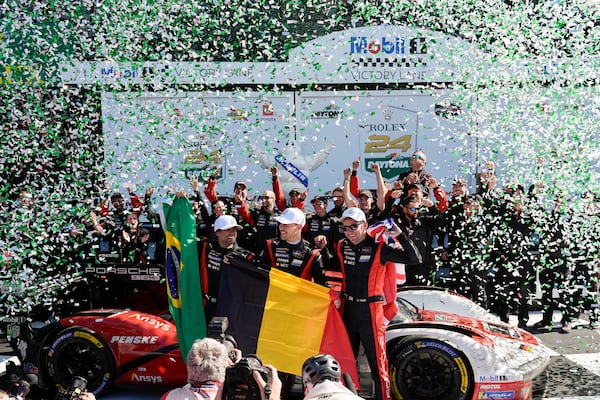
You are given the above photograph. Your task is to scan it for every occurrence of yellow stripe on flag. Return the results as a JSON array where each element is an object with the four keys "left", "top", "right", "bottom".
[
  {"left": 257, "top": 268, "right": 331, "bottom": 375},
  {"left": 165, "top": 231, "right": 181, "bottom": 250},
  {"left": 164, "top": 231, "right": 182, "bottom": 309}
]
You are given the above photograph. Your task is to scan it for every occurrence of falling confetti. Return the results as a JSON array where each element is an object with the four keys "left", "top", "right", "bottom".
[{"left": 1, "top": 0, "right": 599, "bottom": 348}]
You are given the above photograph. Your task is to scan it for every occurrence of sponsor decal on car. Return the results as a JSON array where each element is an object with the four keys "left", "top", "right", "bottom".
[
  {"left": 479, "top": 375, "right": 509, "bottom": 382},
  {"left": 128, "top": 313, "right": 171, "bottom": 331},
  {"left": 85, "top": 266, "right": 162, "bottom": 281},
  {"left": 130, "top": 373, "right": 163, "bottom": 384},
  {"left": 48, "top": 330, "right": 104, "bottom": 357},
  {"left": 479, "top": 391, "right": 515, "bottom": 399},
  {"left": 479, "top": 384, "right": 502, "bottom": 390},
  {"left": 416, "top": 340, "right": 459, "bottom": 358},
  {"left": 110, "top": 336, "right": 159, "bottom": 344}
]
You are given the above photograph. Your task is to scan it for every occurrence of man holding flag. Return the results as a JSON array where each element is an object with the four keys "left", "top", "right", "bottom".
[
  {"left": 199, "top": 214, "right": 253, "bottom": 326},
  {"left": 163, "top": 197, "right": 358, "bottom": 393},
  {"left": 163, "top": 196, "right": 206, "bottom": 361},
  {"left": 335, "top": 207, "right": 422, "bottom": 400}
]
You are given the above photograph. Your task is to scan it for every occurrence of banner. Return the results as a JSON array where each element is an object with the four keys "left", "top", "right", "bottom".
[
  {"left": 164, "top": 197, "right": 206, "bottom": 360},
  {"left": 275, "top": 154, "right": 309, "bottom": 188},
  {"left": 216, "top": 255, "right": 359, "bottom": 385}
]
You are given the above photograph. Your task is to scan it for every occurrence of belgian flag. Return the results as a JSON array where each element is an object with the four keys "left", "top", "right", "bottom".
[{"left": 216, "top": 254, "right": 358, "bottom": 385}]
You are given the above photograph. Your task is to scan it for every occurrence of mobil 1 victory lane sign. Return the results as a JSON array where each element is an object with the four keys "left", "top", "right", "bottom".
[{"left": 65, "top": 25, "right": 477, "bottom": 194}]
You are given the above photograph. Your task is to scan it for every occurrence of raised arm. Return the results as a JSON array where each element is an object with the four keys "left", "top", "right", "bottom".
[
  {"left": 371, "top": 162, "right": 387, "bottom": 212},
  {"left": 343, "top": 168, "right": 358, "bottom": 208},
  {"left": 350, "top": 158, "right": 361, "bottom": 198},
  {"left": 271, "top": 165, "right": 287, "bottom": 211}
]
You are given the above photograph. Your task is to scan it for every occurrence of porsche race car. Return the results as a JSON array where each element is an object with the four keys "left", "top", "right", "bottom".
[
  {"left": 385, "top": 287, "right": 552, "bottom": 400},
  {"left": 1, "top": 285, "right": 551, "bottom": 400}
]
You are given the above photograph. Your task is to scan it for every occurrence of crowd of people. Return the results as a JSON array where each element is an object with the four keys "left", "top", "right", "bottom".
[
  {"left": 4, "top": 149, "right": 598, "bottom": 400},
  {"left": 80, "top": 150, "right": 599, "bottom": 400}
]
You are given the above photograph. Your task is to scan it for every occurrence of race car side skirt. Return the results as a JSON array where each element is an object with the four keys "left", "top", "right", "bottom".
[{"left": 115, "top": 343, "right": 180, "bottom": 379}]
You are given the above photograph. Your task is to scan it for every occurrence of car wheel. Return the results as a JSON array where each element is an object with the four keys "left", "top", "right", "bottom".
[
  {"left": 388, "top": 338, "right": 474, "bottom": 400},
  {"left": 45, "top": 326, "right": 115, "bottom": 395}
]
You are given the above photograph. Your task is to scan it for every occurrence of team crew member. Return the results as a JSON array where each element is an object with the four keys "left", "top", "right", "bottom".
[
  {"left": 203, "top": 178, "right": 256, "bottom": 252},
  {"left": 258, "top": 207, "right": 327, "bottom": 285},
  {"left": 305, "top": 196, "right": 340, "bottom": 252},
  {"left": 237, "top": 189, "right": 281, "bottom": 248},
  {"left": 199, "top": 215, "right": 251, "bottom": 326},
  {"left": 396, "top": 150, "right": 434, "bottom": 198},
  {"left": 326, "top": 187, "right": 347, "bottom": 218},
  {"left": 271, "top": 165, "right": 307, "bottom": 211},
  {"left": 335, "top": 207, "right": 421, "bottom": 400}
]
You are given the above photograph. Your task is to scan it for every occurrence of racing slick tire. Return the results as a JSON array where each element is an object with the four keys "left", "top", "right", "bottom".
[
  {"left": 44, "top": 326, "right": 115, "bottom": 396},
  {"left": 388, "top": 337, "right": 474, "bottom": 400}
]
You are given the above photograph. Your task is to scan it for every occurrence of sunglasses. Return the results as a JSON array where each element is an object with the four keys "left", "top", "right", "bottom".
[
  {"left": 411, "top": 154, "right": 425, "bottom": 160},
  {"left": 404, "top": 206, "right": 418, "bottom": 212},
  {"left": 341, "top": 223, "right": 361, "bottom": 232}
]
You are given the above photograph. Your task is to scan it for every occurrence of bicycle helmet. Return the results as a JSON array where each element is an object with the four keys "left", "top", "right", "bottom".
[{"left": 302, "top": 354, "right": 341, "bottom": 388}]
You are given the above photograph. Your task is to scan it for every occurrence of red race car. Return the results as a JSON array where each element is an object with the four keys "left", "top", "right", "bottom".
[{"left": 35, "top": 309, "right": 186, "bottom": 395}]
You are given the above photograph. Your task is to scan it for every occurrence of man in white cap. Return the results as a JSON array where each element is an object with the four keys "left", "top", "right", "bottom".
[
  {"left": 258, "top": 207, "right": 327, "bottom": 285},
  {"left": 199, "top": 215, "right": 252, "bottom": 326},
  {"left": 334, "top": 207, "right": 421, "bottom": 400}
]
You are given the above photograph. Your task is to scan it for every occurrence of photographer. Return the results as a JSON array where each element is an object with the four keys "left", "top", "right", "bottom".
[
  {"left": 302, "top": 354, "right": 363, "bottom": 400},
  {"left": 161, "top": 338, "right": 281, "bottom": 400}
]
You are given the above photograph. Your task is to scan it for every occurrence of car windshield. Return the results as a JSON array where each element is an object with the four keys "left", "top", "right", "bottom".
[{"left": 393, "top": 297, "right": 421, "bottom": 322}]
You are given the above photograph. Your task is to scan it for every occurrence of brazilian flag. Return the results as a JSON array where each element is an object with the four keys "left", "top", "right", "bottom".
[{"left": 163, "top": 197, "right": 206, "bottom": 361}]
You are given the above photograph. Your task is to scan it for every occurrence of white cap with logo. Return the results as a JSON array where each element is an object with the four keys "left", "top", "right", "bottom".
[
  {"left": 214, "top": 215, "right": 242, "bottom": 232},
  {"left": 274, "top": 207, "right": 306, "bottom": 226},
  {"left": 341, "top": 207, "right": 366, "bottom": 223}
]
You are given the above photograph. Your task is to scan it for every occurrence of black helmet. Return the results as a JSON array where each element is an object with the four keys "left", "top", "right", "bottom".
[{"left": 302, "top": 354, "right": 341, "bottom": 386}]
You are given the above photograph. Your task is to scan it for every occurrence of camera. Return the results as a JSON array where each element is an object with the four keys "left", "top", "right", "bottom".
[
  {"left": 7, "top": 380, "right": 30, "bottom": 400},
  {"left": 224, "top": 355, "right": 271, "bottom": 400},
  {"left": 54, "top": 376, "right": 87, "bottom": 400},
  {"left": 4, "top": 363, "right": 37, "bottom": 400},
  {"left": 207, "top": 317, "right": 238, "bottom": 362}
]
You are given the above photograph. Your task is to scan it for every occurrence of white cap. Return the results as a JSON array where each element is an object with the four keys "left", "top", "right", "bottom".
[
  {"left": 214, "top": 215, "right": 242, "bottom": 232},
  {"left": 275, "top": 207, "right": 306, "bottom": 226},
  {"left": 341, "top": 207, "right": 366, "bottom": 223}
]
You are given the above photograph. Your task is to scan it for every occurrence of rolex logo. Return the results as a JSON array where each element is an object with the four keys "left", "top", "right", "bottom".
[{"left": 383, "top": 109, "right": 393, "bottom": 121}]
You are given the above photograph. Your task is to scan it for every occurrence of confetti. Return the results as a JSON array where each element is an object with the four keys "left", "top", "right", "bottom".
[{"left": 0, "top": 0, "right": 598, "bottom": 351}]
